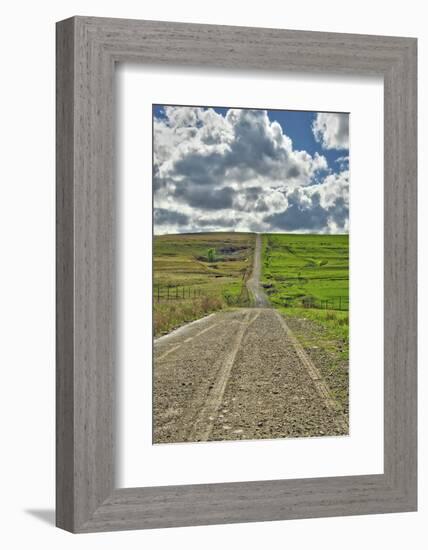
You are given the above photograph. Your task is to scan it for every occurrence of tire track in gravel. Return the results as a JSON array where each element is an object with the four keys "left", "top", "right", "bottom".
[
  {"left": 209, "top": 309, "right": 348, "bottom": 441},
  {"left": 275, "top": 311, "right": 348, "bottom": 432},
  {"left": 188, "top": 310, "right": 261, "bottom": 442},
  {"left": 156, "top": 318, "right": 224, "bottom": 362},
  {"left": 153, "top": 309, "right": 254, "bottom": 443}
]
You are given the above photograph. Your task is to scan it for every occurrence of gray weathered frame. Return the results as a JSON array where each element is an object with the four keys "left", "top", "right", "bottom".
[{"left": 56, "top": 16, "right": 417, "bottom": 533}]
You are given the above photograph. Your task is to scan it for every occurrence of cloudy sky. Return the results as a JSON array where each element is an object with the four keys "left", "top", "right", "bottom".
[{"left": 153, "top": 105, "right": 349, "bottom": 235}]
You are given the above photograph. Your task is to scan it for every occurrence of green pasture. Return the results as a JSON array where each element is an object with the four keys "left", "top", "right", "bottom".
[{"left": 262, "top": 233, "right": 349, "bottom": 310}]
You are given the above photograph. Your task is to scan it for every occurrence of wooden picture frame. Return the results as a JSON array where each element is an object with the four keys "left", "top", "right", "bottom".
[{"left": 56, "top": 16, "right": 417, "bottom": 532}]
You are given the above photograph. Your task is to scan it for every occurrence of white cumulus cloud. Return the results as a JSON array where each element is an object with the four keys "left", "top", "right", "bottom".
[{"left": 312, "top": 112, "right": 349, "bottom": 150}]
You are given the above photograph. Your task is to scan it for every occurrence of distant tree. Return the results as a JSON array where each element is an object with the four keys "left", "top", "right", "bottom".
[{"left": 207, "top": 248, "right": 216, "bottom": 262}]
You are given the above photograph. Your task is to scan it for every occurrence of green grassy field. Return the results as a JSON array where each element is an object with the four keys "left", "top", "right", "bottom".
[
  {"left": 153, "top": 232, "right": 255, "bottom": 335},
  {"left": 262, "top": 233, "right": 349, "bottom": 310}
]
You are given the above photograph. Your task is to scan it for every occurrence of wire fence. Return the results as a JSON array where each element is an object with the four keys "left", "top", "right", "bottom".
[
  {"left": 154, "top": 267, "right": 252, "bottom": 304},
  {"left": 153, "top": 283, "right": 348, "bottom": 312},
  {"left": 154, "top": 285, "right": 204, "bottom": 302},
  {"left": 282, "top": 295, "right": 349, "bottom": 311}
]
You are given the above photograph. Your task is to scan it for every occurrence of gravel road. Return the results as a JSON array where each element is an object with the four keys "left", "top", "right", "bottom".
[
  {"left": 246, "top": 234, "right": 270, "bottom": 307},
  {"left": 153, "top": 235, "right": 348, "bottom": 444}
]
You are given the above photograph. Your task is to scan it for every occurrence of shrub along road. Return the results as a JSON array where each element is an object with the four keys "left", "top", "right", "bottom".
[{"left": 153, "top": 235, "right": 348, "bottom": 443}]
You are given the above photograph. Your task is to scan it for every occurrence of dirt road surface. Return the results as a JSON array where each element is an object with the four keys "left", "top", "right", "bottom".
[
  {"left": 246, "top": 234, "right": 270, "bottom": 307},
  {"left": 153, "top": 234, "right": 348, "bottom": 443}
]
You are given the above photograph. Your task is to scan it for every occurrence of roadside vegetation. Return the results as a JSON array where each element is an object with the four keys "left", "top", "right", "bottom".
[
  {"left": 261, "top": 233, "right": 349, "bottom": 411},
  {"left": 153, "top": 232, "right": 255, "bottom": 335}
]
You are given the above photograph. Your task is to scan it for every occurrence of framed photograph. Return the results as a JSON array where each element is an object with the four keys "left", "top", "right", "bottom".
[{"left": 56, "top": 17, "right": 417, "bottom": 532}]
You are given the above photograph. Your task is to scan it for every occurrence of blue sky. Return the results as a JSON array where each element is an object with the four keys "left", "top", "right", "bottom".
[
  {"left": 153, "top": 105, "right": 349, "bottom": 234},
  {"left": 263, "top": 109, "right": 348, "bottom": 171}
]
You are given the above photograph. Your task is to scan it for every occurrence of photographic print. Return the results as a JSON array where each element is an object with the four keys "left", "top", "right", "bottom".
[{"left": 153, "top": 104, "right": 349, "bottom": 444}]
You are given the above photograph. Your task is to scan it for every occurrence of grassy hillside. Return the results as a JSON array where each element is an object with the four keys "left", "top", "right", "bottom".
[
  {"left": 262, "top": 233, "right": 349, "bottom": 310},
  {"left": 154, "top": 232, "right": 255, "bottom": 335}
]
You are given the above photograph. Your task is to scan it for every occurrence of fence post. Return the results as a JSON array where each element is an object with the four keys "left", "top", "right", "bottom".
[
  {"left": 157, "top": 285, "right": 160, "bottom": 303},
  {"left": 167, "top": 285, "right": 170, "bottom": 301}
]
